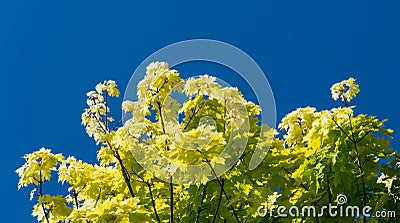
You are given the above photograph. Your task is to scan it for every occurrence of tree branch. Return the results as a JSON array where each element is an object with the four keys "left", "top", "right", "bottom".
[
  {"left": 356, "top": 130, "right": 371, "bottom": 143},
  {"left": 211, "top": 179, "right": 225, "bottom": 223},
  {"left": 72, "top": 189, "right": 79, "bottom": 209},
  {"left": 157, "top": 102, "right": 166, "bottom": 134},
  {"left": 333, "top": 113, "right": 368, "bottom": 222},
  {"left": 95, "top": 188, "right": 102, "bottom": 206},
  {"left": 205, "top": 160, "right": 240, "bottom": 222},
  {"left": 89, "top": 104, "right": 136, "bottom": 199},
  {"left": 184, "top": 103, "right": 201, "bottom": 130},
  {"left": 332, "top": 118, "right": 351, "bottom": 142},
  {"left": 105, "top": 92, "right": 108, "bottom": 129},
  {"left": 113, "top": 149, "right": 136, "bottom": 198},
  {"left": 111, "top": 118, "right": 124, "bottom": 131},
  {"left": 170, "top": 175, "right": 174, "bottom": 223},
  {"left": 348, "top": 114, "right": 367, "bottom": 223},
  {"left": 131, "top": 171, "right": 161, "bottom": 223},
  {"left": 39, "top": 170, "right": 50, "bottom": 223},
  {"left": 148, "top": 183, "right": 161, "bottom": 223},
  {"left": 195, "top": 183, "right": 208, "bottom": 223}
]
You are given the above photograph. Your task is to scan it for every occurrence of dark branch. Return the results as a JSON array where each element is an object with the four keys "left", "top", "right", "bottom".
[
  {"left": 211, "top": 179, "right": 225, "bottom": 223},
  {"left": 130, "top": 171, "right": 161, "bottom": 223},
  {"left": 195, "top": 183, "right": 208, "bottom": 223},
  {"left": 39, "top": 170, "right": 50, "bottom": 223},
  {"left": 205, "top": 160, "right": 240, "bottom": 222},
  {"left": 170, "top": 175, "right": 174, "bottom": 223}
]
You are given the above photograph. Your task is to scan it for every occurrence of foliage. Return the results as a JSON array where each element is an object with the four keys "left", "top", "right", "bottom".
[{"left": 17, "top": 63, "right": 399, "bottom": 222}]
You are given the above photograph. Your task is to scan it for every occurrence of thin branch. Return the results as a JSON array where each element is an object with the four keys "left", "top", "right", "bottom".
[
  {"left": 105, "top": 92, "right": 109, "bottom": 129},
  {"left": 333, "top": 113, "right": 368, "bottom": 223},
  {"left": 362, "top": 157, "right": 372, "bottom": 167},
  {"left": 348, "top": 113, "right": 367, "bottom": 223},
  {"left": 283, "top": 168, "right": 309, "bottom": 192},
  {"left": 89, "top": 104, "right": 136, "bottom": 198},
  {"left": 211, "top": 179, "right": 225, "bottom": 223},
  {"left": 156, "top": 102, "right": 166, "bottom": 134},
  {"left": 195, "top": 184, "right": 208, "bottom": 223},
  {"left": 315, "top": 191, "right": 328, "bottom": 205},
  {"left": 90, "top": 98, "right": 108, "bottom": 133},
  {"left": 326, "top": 171, "right": 332, "bottom": 205},
  {"left": 332, "top": 118, "right": 352, "bottom": 142},
  {"left": 39, "top": 170, "right": 50, "bottom": 223},
  {"left": 170, "top": 175, "right": 174, "bottom": 223},
  {"left": 72, "top": 189, "right": 79, "bottom": 209},
  {"left": 223, "top": 99, "right": 226, "bottom": 134},
  {"left": 156, "top": 97, "right": 175, "bottom": 223},
  {"left": 95, "top": 188, "right": 102, "bottom": 206},
  {"left": 131, "top": 171, "right": 161, "bottom": 223},
  {"left": 183, "top": 104, "right": 200, "bottom": 130},
  {"left": 343, "top": 98, "right": 349, "bottom": 107},
  {"left": 111, "top": 118, "right": 124, "bottom": 131},
  {"left": 113, "top": 149, "right": 135, "bottom": 198},
  {"left": 148, "top": 183, "right": 161, "bottom": 223},
  {"left": 348, "top": 153, "right": 357, "bottom": 163},
  {"left": 356, "top": 130, "right": 371, "bottom": 143},
  {"left": 153, "top": 79, "right": 168, "bottom": 95},
  {"left": 205, "top": 160, "right": 240, "bottom": 222}
]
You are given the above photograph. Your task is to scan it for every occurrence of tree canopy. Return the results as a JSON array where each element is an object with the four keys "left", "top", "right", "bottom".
[{"left": 17, "top": 62, "right": 399, "bottom": 222}]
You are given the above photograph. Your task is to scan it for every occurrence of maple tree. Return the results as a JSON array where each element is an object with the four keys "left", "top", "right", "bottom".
[{"left": 17, "top": 62, "right": 399, "bottom": 222}]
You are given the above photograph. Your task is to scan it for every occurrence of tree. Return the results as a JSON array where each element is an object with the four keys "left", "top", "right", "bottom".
[
  {"left": 265, "top": 78, "right": 400, "bottom": 222},
  {"left": 17, "top": 62, "right": 399, "bottom": 222}
]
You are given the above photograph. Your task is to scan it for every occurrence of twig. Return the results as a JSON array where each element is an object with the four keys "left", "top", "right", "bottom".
[
  {"left": 211, "top": 179, "right": 225, "bottom": 223},
  {"left": 88, "top": 103, "right": 136, "bottom": 198},
  {"left": 195, "top": 183, "right": 208, "bottom": 223},
  {"left": 131, "top": 171, "right": 161, "bottom": 223},
  {"left": 332, "top": 118, "right": 351, "bottom": 141},
  {"left": 95, "top": 188, "right": 102, "bottom": 206},
  {"left": 149, "top": 183, "right": 161, "bottom": 223},
  {"left": 72, "top": 189, "right": 79, "bottom": 209},
  {"left": 39, "top": 171, "right": 50, "bottom": 223},
  {"left": 113, "top": 149, "right": 135, "bottom": 198},
  {"left": 205, "top": 160, "right": 240, "bottom": 222},
  {"left": 356, "top": 130, "right": 371, "bottom": 143},
  {"left": 157, "top": 102, "right": 166, "bottom": 134},
  {"left": 348, "top": 114, "right": 367, "bottom": 223},
  {"left": 170, "top": 175, "right": 174, "bottom": 223},
  {"left": 184, "top": 104, "right": 201, "bottom": 130}
]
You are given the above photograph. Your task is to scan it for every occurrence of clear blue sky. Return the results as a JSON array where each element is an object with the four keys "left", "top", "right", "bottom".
[{"left": 1, "top": 1, "right": 399, "bottom": 221}]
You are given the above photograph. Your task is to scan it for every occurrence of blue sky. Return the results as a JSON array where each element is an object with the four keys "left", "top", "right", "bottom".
[{"left": 1, "top": 1, "right": 399, "bottom": 221}]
